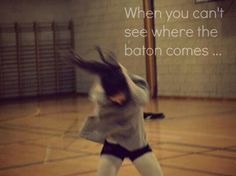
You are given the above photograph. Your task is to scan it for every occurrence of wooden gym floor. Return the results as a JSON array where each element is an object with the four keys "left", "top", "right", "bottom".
[{"left": 0, "top": 96, "right": 236, "bottom": 176}]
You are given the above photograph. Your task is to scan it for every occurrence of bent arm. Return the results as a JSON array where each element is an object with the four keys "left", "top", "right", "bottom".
[{"left": 120, "top": 65, "right": 150, "bottom": 105}]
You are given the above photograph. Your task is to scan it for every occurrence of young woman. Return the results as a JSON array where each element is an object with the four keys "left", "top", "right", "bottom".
[{"left": 66, "top": 47, "right": 163, "bottom": 176}]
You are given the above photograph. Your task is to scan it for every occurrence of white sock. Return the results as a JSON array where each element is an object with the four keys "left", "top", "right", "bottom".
[
  {"left": 133, "top": 152, "right": 163, "bottom": 176},
  {"left": 97, "top": 155, "right": 123, "bottom": 176}
]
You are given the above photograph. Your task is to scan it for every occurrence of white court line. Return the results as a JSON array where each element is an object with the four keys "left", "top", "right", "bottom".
[
  {"left": 152, "top": 129, "right": 236, "bottom": 140},
  {"left": 0, "top": 106, "right": 41, "bottom": 123},
  {"left": 147, "top": 130, "right": 182, "bottom": 140}
]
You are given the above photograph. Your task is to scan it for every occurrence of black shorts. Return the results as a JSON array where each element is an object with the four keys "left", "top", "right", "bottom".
[{"left": 100, "top": 140, "right": 152, "bottom": 161}]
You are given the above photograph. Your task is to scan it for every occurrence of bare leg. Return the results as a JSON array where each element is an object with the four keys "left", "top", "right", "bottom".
[
  {"left": 133, "top": 152, "right": 163, "bottom": 176},
  {"left": 97, "top": 155, "right": 123, "bottom": 176}
]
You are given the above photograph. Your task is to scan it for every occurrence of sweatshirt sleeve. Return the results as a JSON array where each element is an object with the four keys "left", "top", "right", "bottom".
[
  {"left": 89, "top": 80, "right": 108, "bottom": 105},
  {"left": 128, "top": 74, "right": 150, "bottom": 105},
  {"left": 118, "top": 64, "right": 150, "bottom": 105}
]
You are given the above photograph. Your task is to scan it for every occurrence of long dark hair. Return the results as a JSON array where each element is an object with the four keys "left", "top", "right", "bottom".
[{"left": 60, "top": 46, "right": 130, "bottom": 98}]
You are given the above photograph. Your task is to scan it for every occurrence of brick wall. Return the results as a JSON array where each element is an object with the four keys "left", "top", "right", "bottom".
[
  {"left": 1, "top": 0, "right": 235, "bottom": 98},
  {"left": 70, "top": 0, "right": 146, "bottom": 93},
  {"left": 0, "top": 0, "right": 71, "bottom": 22},
  {"left": 155, "top": 0, "right": 236, "bottom": 98},
  {"left": 71, "top": 0, "right": 236, "bottom": 98},
  {"left": 0, "top": 0, "right": 73, "bottom": 98}
]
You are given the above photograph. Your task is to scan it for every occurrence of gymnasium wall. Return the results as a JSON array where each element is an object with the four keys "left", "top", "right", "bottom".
[
  {"left": 0, "top": 0, "right": 74, "bottom": 98},
  {"left": 70, "top": 0, "right": 236, "bottom": 98},
  {"left": 70, "top": 0, "right": 146, "bottom": 93},
  {"left": 1, "top": 0, "right": 235, "bottom": 99},
  {"left": 155, "top": 0, "right": 236, "bottom": 98},
  {"left": 0, "top": 0, "right": 71, "bottom": 22}
]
